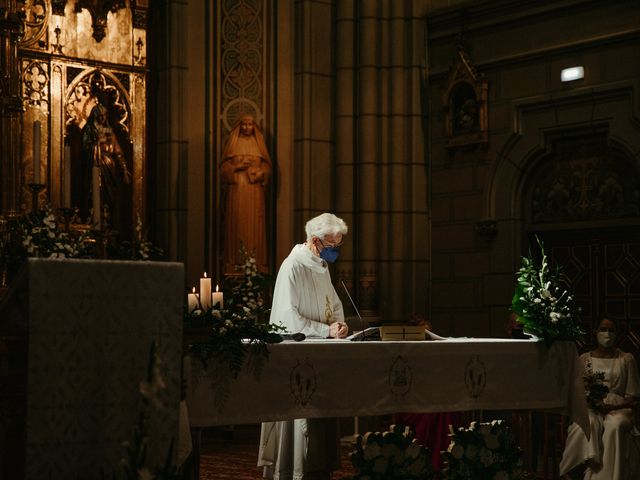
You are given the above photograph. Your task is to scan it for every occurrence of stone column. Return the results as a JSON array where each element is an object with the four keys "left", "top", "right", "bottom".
[
  {"left": 152, "top": 0, "right": 189, "bottom": 263},
  {"left": 334, "top": 0, "right": 357, "bottom": 298}
]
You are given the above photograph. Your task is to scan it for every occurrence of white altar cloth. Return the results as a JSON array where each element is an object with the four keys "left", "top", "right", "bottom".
[{"left": 187, "top": 336, "right": 589, "bottom": 435}]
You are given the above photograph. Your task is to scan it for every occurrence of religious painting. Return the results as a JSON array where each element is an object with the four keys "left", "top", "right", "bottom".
[{"left": 442, "top": 40, "right": 488, "bottom": 149}]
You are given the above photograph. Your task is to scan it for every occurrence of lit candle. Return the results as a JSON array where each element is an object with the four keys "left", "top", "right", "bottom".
[
  {"left": 200, "top": 272, "right": 212, "bottom": 310},
  {"left": 212, "top": 284, "right": 224, "bottom": 309},
  {"left": 187, "top": 287, "right": 199, "bottom": 313},
  {"left": 63, "top": 144, "right": 71, "bottom": 208},
  {"left": 92, "top": 163, "right": 101, "bottom": 227},
  {"left": 33, "top": 121, "right": 41, "bottom": 184}
]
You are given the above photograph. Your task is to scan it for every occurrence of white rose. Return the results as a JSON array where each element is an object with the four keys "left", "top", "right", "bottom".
[
  {"left": 363, "top": 443, "right": 381, "bottom": 461},
  {"left": 448, "top": 443, "right": 464, "bottom": 459},
  {"left": 465, "top": 443, "right": 479, "bottom": 460}
]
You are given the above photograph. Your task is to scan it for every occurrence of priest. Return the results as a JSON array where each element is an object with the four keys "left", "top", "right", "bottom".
[{"left": 258, "top": 212, "right": 349, "bottom": 480}]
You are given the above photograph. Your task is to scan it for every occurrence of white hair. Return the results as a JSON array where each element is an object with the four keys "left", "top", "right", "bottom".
[{"left": 305, "top": 213, "right": 348, "bottom": 241}]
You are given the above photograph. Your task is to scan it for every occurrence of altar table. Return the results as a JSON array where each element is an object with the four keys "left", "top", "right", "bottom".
[{"left": 187, "top": 336, "right": 589, "bottom": 435}]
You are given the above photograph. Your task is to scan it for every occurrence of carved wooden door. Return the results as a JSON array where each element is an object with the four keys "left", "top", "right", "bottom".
[{"left": 533, "top": 229, "right": 640, "bottom": 350}]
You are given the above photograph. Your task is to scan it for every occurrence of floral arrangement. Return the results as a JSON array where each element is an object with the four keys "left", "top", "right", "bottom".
[
  {"left": 583, "top": 360, "right": 610, "bottom": 412},
  {"left": 1, "top": 206, "right": 163, "bottom": 283},
  {"left": 15, "top": 205, "right": 91, "bottom": 259},
  {"left": 112, "top": 214, "right": 164, "bottom": 260},
  {"left": 511, "top": 236, "right": 584, "bottom": 345},
  {"left": 442, "top": 420, "right": 523, "bottom": 480},
  {"left": 350, "top": 424, "right": 434, "bottom": 480},
  {"left": 185, "top": 249, "right": 283, "bottom": 406}
]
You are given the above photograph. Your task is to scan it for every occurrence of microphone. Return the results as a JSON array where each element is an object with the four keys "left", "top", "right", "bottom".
[{"left": 341, "top": 280, "right": 370, "bottom": 341}]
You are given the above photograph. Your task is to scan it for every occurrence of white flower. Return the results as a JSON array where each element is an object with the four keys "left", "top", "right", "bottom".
[
  {"left": 480, "top": 447, "right": 494, "bottom": 466},
  {"left": 372, "top": 457, "right": 388, "bottom": 474},
  {"left": 363, "top": 443, "right": 381, "bottom": 460},
  {"left": 381, "top": 443, "right": 401, "bottom": 459},
  {"left": 43, "top": 214, "right": 56, "bottom": 229},
  {"left": 485, "top": 433, "right": 500, "bottom": 450},
  {"left": 465, "top": 443, "right": 479, "bottom": 460},
  {"left": 224, "top": 319, "right": 233, "bottom": 327},
  {"left": 533, "top": 298, "right": 541, "bottom": 304},
  {"left": 448, "top": 443, "right": 464, "bottom": 459},
  {"left": 550, "top": 311, "right": 561, "bottom": 323},
  {"left": 405, "top": 443, "right": 421, "bottom": 459},
  {"left": 219, "top": 327, "right": 227, "bottom": 335}
]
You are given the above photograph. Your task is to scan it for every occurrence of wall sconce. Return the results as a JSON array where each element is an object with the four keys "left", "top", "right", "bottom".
[{"left": 561, "top": 66, "right": 584, "bottom": 82}]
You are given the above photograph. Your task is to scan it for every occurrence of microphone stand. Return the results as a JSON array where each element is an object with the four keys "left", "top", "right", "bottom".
[{"left": 341, "top": 281, "right": 372, "bottom": 341}]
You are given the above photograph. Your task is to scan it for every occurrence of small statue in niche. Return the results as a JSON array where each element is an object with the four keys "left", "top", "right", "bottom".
[
  {"left": 452, "top": 83, "right": 479, "bottom": 135},
  {"left": 220, "top": 115, "right": 272, "bottom": 274},
  {"left": 68, "top": 95, "right": 132, "bottom": 239}
]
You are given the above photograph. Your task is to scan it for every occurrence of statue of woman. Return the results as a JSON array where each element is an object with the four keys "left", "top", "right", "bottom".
[
  {"left": 220, "top": 115, "right": 271, "bottom": 274},
  {"left": 80, "top": 102, "right": 132, "bottom": 236}
]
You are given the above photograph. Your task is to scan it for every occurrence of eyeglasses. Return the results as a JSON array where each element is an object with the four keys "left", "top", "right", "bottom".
[{"left": 319, "top": 238, "right": 343, "bottom": 249}]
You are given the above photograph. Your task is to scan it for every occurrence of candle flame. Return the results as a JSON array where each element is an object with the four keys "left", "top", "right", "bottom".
[
  {"left": 204, "top": 272, "right": 208, "bottom": 278},
  {"left": 192, "top": 286, "right": 196, "bottom": 293},
  {"left": 216, "top": 284, "right": 219, "bottom": 292}
]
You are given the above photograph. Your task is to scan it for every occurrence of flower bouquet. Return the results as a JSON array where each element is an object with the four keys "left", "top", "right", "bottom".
[
  {"left": 511, "top": 237, "right": 584, "bottom": 345},
  {"left": 14, "top": 205, "right": 91, "bottom": 259},
  {"left": 583, "top": 361, "right": 609, "bottom": 412},
  {"left": 350, "top": 424, "right": 434, "bottom": 480},
  {"left": 442, "top": 420, "right": 523, "bottom": 480}
]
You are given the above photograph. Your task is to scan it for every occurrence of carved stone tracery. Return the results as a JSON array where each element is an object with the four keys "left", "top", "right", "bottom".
[
  {"left": 21, "top": 59, "right": 49, "bottom": 110},
  {"left": 220, "top": 0, "right": 265, "bottom": 133},
  {"left": 530, "top": 135, "right": 640, "bottom": 224},
  {"left": 20, "top": 0, "right": 48, "bottom": 49}
]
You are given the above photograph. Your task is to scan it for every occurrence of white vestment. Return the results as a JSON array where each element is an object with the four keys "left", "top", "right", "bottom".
[
  {"left": 559, "top": 350, "right": 640, "bottom": 480},
  {"left": 258, "top": 244, "right": 343, "bottom": 480}
]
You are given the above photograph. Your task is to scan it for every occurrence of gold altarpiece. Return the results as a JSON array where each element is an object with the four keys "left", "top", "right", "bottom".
[{"left": 15, "top": 0, "right": 147, "bottom": 238}]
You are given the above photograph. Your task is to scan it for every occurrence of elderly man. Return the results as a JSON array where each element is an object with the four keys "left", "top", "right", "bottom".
[{"left": 258, "top": 212, "right": 349, "bottom": 480}]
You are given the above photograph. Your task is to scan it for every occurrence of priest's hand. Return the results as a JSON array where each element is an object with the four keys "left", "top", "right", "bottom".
[{"left": 329, "top": 321, "right": 349, "bottom": 339}]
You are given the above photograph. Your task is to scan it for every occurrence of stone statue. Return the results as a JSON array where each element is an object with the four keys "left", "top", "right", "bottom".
[{"left": 220, "top": 115, "right": 271, "bottom": 274}]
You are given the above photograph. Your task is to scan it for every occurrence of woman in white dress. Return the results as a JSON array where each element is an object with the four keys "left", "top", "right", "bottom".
[
  {"left": 258, "top": 213, "right": 350, "bottom": 480},
  {"left": 559, "top": 317, "right": 640, "bottom": 480}
]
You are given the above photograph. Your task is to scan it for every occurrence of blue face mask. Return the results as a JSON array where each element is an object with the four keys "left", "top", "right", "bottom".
[{"left": 320, "top": 246, "right": 340, "bottom": 263}]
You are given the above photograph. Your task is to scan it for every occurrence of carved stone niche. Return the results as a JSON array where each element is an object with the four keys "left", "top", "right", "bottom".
[{"left": 443, "top": 39, "right": 488, "bottom": 149}]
